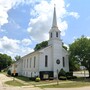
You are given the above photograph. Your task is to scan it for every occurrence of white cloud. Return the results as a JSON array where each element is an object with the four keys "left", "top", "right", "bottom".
[
  {"left": 0, "top": 28, "right": 6, "bottom": 32},
  {"left": 63, "top": 43, "right": 69, "bottom": 50},
  {"left": 87, "top": 36, "right": 90, "bottom": 39},
  {"left": 0, "top": 36, "right": 20, "bottom": 50},
  {"left": 58, "top": 20, "right": 68, "bottom": 36},
  {"left": 0, "top": 0, "right": 80, "bottom": 58},
  {"left": 27, "top": 0, "right": 79, "bottom": 42},
  {"left": 22, "top": 38, "right": 32, "bottom": 46},
  {"left": 66, "top": 3, "right": 70, "bottom": 8},
  {"left": 0, "top": 36, "right": 33, "bottom": 58},
  {"left": 69, "top": 12, "right": 80, "bottom": 19},
  {"left": 0, "top": 0, "right": 36, "bottom": 26}
]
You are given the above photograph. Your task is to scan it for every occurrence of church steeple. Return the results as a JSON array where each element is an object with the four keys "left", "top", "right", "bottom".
[
  {"left": 48, "top": 5, "right": 61, "bottom": 46},
  {"left": 52, "top": 4, "right": 57, "bottom": 28},
  {"left": 50, "top": 4, "right": 60, "bottom": 31}
]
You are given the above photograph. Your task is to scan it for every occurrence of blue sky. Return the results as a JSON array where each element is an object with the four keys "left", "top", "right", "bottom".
[{"left": 0, "top": 0, "right": 90, "bottom": 58}]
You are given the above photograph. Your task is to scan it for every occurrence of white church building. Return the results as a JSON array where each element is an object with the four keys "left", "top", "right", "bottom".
[{"left": 9, "top": 6, "right": 69, "bottom": 80}]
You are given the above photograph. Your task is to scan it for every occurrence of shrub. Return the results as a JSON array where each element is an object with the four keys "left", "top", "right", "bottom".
[
  {"left": 15, "top": 73, "right": 18, "bottom": 76},
  {"left": 58, "top": 68, "right": 66, "bottom": 77},
  {"left": 59, "top": 76, "right": 67, "bottom": 80},
  {"left": 72, "top": 76, "right": 77, "bottom": 79},
  {"left": 67, "top": 76, "right": 72, "bottom": 79},
  {"left": 7, "top": 70, "right": 11, "bottom": 75},
  {"left": 66, "top": 72, "right": 73, "bottom": 77},
  {"left": 29, "top": 77, "right": 36, "bottom": 81},
  {"left": 49, "top": 77, "right": 54, "bottom": 80},
  {"left": 35, "top": 77, "right": 40, "bottom": 82}
]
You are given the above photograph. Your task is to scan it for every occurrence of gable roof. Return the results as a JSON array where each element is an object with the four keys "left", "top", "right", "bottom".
[{"left": 21, "top": 45, "right": 52, "bottom": 58}]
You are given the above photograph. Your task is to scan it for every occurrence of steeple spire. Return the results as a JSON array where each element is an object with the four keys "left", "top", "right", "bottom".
[
  {"left": 52, "top": 4, "right": 57, "bottom": 28},
  {"left": 48, "top": 4, "right": 61, "bottom": 46}
]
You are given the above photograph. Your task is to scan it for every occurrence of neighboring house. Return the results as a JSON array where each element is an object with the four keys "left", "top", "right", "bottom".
[{"left": 9, "top": 6, "right": 69, "bottom": 80}]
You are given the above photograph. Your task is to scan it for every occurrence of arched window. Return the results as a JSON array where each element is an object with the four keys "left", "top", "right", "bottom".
[
  {"left": 51, "top": 33, "right": 52, "bottom": 38},
  {"left": 27, "top": 59, "right": 28, "bottom": 68},
  {"left": 45, "top": 55, "right": 48, "bottom": 67},
  {"left": 63, "top": 57, "right": 65, "bottom": 67},
  {"left": 56, "top": 32, "right": 58, "bottom": 37},
  {"left": 34, "top": 56, "right": 36, "bottom": 68},
  {"left": 30, "top": 58, "right": 32, "bottom": 68}
]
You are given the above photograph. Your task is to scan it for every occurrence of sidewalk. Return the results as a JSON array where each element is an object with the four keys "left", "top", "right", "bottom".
[
  {"left": 35, "top": 81, "right": 73, "bottom": 86},
  {"left": 10, "top": 76, "right": 35, "bottom": 87},
  {"left": 0, "top": 73, "right": 42, "bottom": 90},
  {"left": 44, "top": 86, "right": 90, "bottom": 90}
]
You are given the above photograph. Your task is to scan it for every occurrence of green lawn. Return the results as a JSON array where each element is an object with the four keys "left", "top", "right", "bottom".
[
  {"left": 5, "top": 80, "right": 25, "bottom": 86},
  {"left": 39, "top": 81, "right": 90, "bottom": 88},
  {"left": 0, "top": 71, "right": 7, "bottom": 75},
  {"left": 38, "top": 77, "right": 90, "bottom": 88},
  {"left": 15, "top": 76, "right": 68, "bottom": 85},
  {"left": 4, "top": 76, "right": 90, "bottom": 88},
  {"left": 7, "top": 75, "right": 90, "bottom": 88},
  {"left": 15, "top": 76, "right": 30, "bottom": 82},
  {"left": 5, "top": 76, "right": 60, "bottom": 86}
]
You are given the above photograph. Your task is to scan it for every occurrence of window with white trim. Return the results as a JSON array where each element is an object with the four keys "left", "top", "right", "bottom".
[
  {"left": 63, "top": 57, "right": 65, "bottom": 67},
  {"left": 45, "top": 55, "right": 48, "bottom": 67},
  {"left": 56, "top": 32, "right": 58, "bottom": 37},
  {"left": 30, "top": 58, "right": 32, "bottom": 68},
  {"left": 34, "top": 56, "right": 36, "bottom": 68}
]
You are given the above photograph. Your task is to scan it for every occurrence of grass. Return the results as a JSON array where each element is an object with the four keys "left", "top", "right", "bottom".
[
  {"left": 5, "top": 80, "right": 25, "bottom": 86},
  {"left": 15, "top": 76, "right": 51, "bottom": 84},
  {"left": 0, "top": 71, "right": 7, "bottom": 75},
  {"left": 4, "top": 77, "right": 90, "bottom": 87},
  {"left": 15, "top": 76, "right": 30, "bottom": 82},
  {"left": 39, "top": 77, "right": 90, "bottom": 88},
  {"left": 6, "top": 75, "right": 90, "bottom": 88},
  {"left": 15, "top": 76, "right": 69, "bottom": 85},
  {"left": 39, "top": 81, "right": 90, "bottom": 88}
]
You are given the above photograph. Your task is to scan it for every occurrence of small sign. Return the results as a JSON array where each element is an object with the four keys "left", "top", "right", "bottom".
[
  {"left": 43, "top": 74, "right": 49, "bottom": 79},
  {"left": 13, "top": 70, "right": 16, "bottom": 75}
]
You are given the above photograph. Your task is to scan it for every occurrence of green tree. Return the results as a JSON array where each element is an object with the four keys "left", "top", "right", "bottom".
[
  {"left": 34, "top": 41, "right": 48, "bottom": 51},
  {"left": 62, "top": 42, "right": 68, "bottom": 51},
  {"left": 69, "top": 36, "right": 90, "bottom": 77},
  {"left": 34, "top": 40, "right": 68, "bottom": 51},
  {"left": 0, "top": 53, "right": 12, "bottom": 71},
  {"left": 63, "top": 45, "right": 68, "bottom": 51},
  {"left": 15, "top": 55, "right": 21, "bottom": 61},
  {"left": 69, "top": 55, "right": 80, "bottom": 71}
]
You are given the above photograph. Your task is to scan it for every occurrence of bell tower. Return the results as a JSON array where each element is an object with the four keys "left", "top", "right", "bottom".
[
  {"left": 48, "top": 5, "right": 61, "bottom": 46},
  {"left": 48, "top": 5, "right": 63, "bottom": 78}
]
